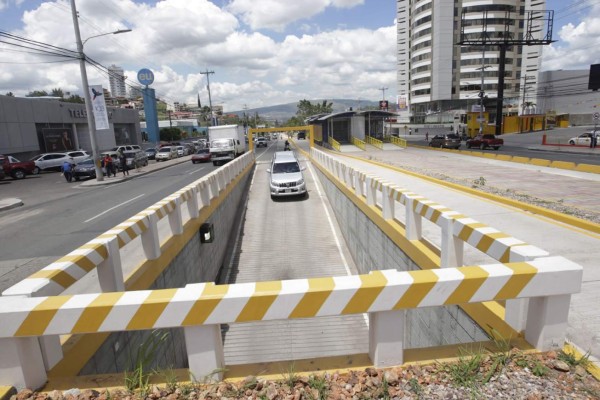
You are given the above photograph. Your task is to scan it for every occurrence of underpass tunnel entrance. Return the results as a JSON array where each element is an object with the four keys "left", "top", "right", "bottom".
[{"left": 248, "top": 125, "right": 314, "bottom": 151}]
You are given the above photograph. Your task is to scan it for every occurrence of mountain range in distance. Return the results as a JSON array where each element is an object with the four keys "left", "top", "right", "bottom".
[{"left": 229, "top": 99, "right": 383, "bottom": 121}]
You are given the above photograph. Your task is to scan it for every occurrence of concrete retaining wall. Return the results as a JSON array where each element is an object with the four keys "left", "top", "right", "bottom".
[
  {"left": 79, "top": 170, "right": 252, "bottom": 375},
  {"left": 315, "top": 168, "right": 489, "bottom": 348}
]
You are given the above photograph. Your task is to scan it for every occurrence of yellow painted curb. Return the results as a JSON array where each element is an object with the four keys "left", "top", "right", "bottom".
[
  {"left": 0, "top": 386, "right": 16, "bottom": 400},
  {"left": 563, "top": 342, "right": 600, "bottom": 381}
]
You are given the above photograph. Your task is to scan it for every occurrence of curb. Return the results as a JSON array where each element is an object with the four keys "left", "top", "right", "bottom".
[{"left": 0, "top": 198, "right": 23, "bottom": 212}]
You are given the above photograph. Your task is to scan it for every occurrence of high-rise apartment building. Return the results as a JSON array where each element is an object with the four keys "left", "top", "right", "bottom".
[
  {"left": 108, "top": 64, "right": 127, "bottom": 98},
  {"left": 397, "top": 0, "right": 546, "bottom": 124}
]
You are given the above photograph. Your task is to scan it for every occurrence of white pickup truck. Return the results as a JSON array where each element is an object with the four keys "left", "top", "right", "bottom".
[{"left": 208, "top": 125, "right": 246, "bottom": 166}]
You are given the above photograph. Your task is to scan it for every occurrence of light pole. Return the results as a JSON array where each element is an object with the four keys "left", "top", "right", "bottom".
[{"left": 70, "top": 0, "right": 131, "bottom": 181}]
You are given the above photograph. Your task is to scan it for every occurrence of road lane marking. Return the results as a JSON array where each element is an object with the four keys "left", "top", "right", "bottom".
[
  {"left": 84, "top": 194, "right": 145, "bottom": 223},
  {"left": 187, "top": 166, "right": 206, "bottom": 175}
]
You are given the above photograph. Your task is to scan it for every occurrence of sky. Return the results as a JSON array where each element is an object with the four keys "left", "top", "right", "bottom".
[{"left": 0, "top": 0, "right": 599, "bottom": 113}]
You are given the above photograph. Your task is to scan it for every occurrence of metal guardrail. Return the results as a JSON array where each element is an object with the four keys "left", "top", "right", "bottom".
[
  {"left": 329, "top": 136, "right": 341, "bottom": 151},
  {"left": 365, "top": 135, "right": 383, "bottom": 149},
  {"left": 390, "top": 136, "right": 407, "bottom": 148},
  {"left": 350, "top": 136, "right": 366, "bottom": 150}
]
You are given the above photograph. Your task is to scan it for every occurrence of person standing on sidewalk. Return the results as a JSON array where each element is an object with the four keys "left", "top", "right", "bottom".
[
  {"left": 119, "top": 150, "right": 129, "bottom": 177},
  {"left": 61, "top": 159, "right": 74, "bottom": 183},
  {"left": 103, "top": 154, "right": 116, "bottom": 177}
]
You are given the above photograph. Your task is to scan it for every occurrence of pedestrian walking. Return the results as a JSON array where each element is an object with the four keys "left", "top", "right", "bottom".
[
  {"left": 61, "top": 159, "right": 74, "bottom": 183},
  {"left": 425, "top": 132, "right": 429, "bottom": 142},
  {"left": 591, "top": 132, "right": 598, "bottom": 149},
  {"left": 103, "top": 154, "right": 116, "bottom": 177},
  {"left": 119, "top": 150, "right": 129, "bottom": 176}
]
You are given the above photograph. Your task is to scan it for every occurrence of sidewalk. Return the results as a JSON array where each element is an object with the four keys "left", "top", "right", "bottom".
[{"left": 0, "top": 155, "right": 192, "bottom": 211}]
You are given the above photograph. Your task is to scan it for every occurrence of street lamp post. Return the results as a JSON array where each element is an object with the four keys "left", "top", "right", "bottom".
[{"left": 70, "top": 0, "right": 131, "bottom": 182}]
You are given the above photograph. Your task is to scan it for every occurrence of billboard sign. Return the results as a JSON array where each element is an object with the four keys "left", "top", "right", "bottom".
[
  {"left": 397, "top": 95, "right": 408, "bottom": 111},
  {"left": 137, "top": 68, "right": 155, "bottom": 86},
  {"left": 89, "top": 85, "right": 110, "bottom": 130}
]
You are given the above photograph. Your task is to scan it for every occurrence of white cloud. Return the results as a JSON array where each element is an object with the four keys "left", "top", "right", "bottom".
[
  {"left": 227, "top": 0, "right": 364, "bottom": 32},
  {"left": 0, "top": 0, "right": 396, "bottom": 112}
]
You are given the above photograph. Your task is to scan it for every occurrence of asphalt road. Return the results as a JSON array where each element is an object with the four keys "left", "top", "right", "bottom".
[{"left": 0, "top": 157, "right": 219, "bottom": 292}]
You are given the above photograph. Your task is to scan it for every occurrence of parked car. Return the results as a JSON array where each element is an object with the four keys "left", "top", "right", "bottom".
[
  {"left": 297, "top": 131, "right": 306, "bottom": 140},
  {"left": 111, "top": 145, "right": 142, "bottom": 153},
  {"left": 256, "top": 137, "right": 268, "bottom": 148},
  {"left": 466, "top": 134, "right": 504, "bottom": 150},
  {"left": 0, "top": 154, "right": 36, "bottom": 179},
  {"left": 267, "top": 151, "right": 307, "bottom": 198},
  {"left": 72, "top": 158, "right": 97, "bottom": 181},
  {"left": 429, "top": 134, "right": 461, "bottom": 149},
  {"left": 191, "top": 148, "right": 211, "bottom": 164},
  {"left": 31, "top": 151, "right": 89, "bottom": 173},
  {"left": 176, "top": 146, "right": 185, "bottom": 157},
  {"left": 156, "top": 146, "right": 177, "bottom": 161},
  {"left": 568, "top": 131, "right": 597, "bottom": 146},
  {"left": 123, "top": 150, "right": 148, "bottom": 169},
  {"left": 145, "top": 148, "right": 157, "bottom": 160}
]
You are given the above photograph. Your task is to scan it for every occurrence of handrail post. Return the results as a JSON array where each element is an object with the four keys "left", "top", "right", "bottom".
[
  {"left": 525, "top": 294, "right": 571, "bottom": 351},
  {"left": 382, "top": 183, "right": 394, "bottom": 220},
  {"left": 168, "top": 196, "right": 183, "bottom": 236},
  {"left": 440, "top": 214, "right": 463, "bottom": 268},
  {"left": 369, "top": 310, "right": 405, "bottom": 367},
  {"left": 187, "top": 187, "right": 199, "bottom": 219},
  {"left": 404, "top": 197, "right": 422, "bottom": 240},
  {"left": 354, "top": 173, "right": 364, "bottom": 198},
  {"left": 0, "top": 336, "right": 47, "bottom": 391},
  {"left": 184, "top": 324, "right": 225, "bottom": 383},
  {"left": 141, "top": 212, "right": 161, "bottom": 260},
  {"left": 97, "top": 236, "right": 124, "bottom": 292},
  {"left": 366, "top": 177, "right": 376, "bottom": 206}
]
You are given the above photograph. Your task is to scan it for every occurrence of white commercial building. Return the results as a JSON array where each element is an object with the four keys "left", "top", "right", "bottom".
[
  {"left": 108, "top": 64, "right": 127, "bottom": 98},
  {"left": 396, "top": 0, "right": 545, "bottom": 124}
]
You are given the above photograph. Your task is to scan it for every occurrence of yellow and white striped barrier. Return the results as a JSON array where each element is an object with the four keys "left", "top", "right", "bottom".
[{"left": 0, "top": 256, "right": 583, "bottom": 389}]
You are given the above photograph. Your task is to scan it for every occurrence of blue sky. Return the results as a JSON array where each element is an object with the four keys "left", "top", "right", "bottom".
[{"left": 0, "top": 0, "right": 598, "bottom": 111}]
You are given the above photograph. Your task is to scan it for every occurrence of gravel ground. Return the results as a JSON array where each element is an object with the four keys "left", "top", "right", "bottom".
[{"left": 10, "top": 350, "right": 600, "bottom": 400}]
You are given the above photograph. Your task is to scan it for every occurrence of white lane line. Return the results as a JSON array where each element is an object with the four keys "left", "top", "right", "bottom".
[
  {"left": 84, "top": 194, "right": 145, "bottom": 223},
  {"left": 187, "top": 166, "right": 206, "bottom": 175}
]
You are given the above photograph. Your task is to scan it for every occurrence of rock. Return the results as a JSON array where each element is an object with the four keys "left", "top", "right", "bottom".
[
  {"left": 266, "top": 384, "right": 278, "bottom": 400},
  {"left": 60, "top": 390, "right": 79, "bottom": 399},
  {"left": 546, "top": 350, "right": 557, "bottom": 359},
  {"left": 80, "top": 389, "right": 99, "bottom": 400},
  {"left": 243, "top": 375, "right": 258, "bottom": 389},
  {"left": 553, "top": 360, "right": 570, "bottom": 372},
  {"left": 365, "top": 367, "right": 378, "bottom": 377},
  {"left": 575, "top": 365, "right": 587, "bottom": 377},
  {"left": 384, "top": 370, "right": 399, "bottom": 385},
  {"left": 48, "top": 390, "right": 63, "bottom": 400}
]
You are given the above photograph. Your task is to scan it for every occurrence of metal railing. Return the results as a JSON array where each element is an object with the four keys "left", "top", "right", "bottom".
[
  {"left": 389, "top": 136, "right": 407, "bottom": 148},
  {"left": 350, "top": 136, "right": 366, "bottom": 150},
  {"left": 365, "top": 135, "right": 383, "bottom": 149},
  {"left": 329, "top": 136, "right": 341, "bottom": 151}
]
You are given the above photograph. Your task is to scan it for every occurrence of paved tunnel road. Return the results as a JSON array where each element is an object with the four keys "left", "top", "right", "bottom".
[{"left": 0, "top": 159, "right": 218, "bottom": 293}]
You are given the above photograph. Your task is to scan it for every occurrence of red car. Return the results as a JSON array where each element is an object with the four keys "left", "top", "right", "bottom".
[
  {"left": 0, "top": 154, "right": 36, "bottom": 180},
  {"left": 191, "top": 148, "right": 211, "bottom": 164}
]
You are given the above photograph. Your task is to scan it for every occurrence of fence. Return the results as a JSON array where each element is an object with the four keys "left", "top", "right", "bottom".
[
  {"left": 350, "top": 135, "right": 366, "bottom": 150},
  {"left": 365, "top": 135, "right": 383, "bottom": 149},
  {"left": 389, "top": 136, "right": 407, "bottom": 148}
]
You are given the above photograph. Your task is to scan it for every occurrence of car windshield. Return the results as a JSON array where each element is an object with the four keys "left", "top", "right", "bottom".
[
  {"left": 146, "top": 148, "right": 156, "bottom": 153},
  {"left": 30, "top": 155, "right": 43, "bottom": 161},
  {"left": 272, "top": 161, "right": 300, "bottom": 174},
  {"left": 447, "top": 134, "right": 459, "bottom": 139},
  {"left": 158, "top": 148, "right": 171, "bottom": 153},
  {"left": 211, "top": 139, "right": 231, "bottom": 148},
  {"left": 197, "top": 149, "right": 209, "bottom": 154},
  {"left": 125, "top": 153, "right": 136, "bottom": 159}
]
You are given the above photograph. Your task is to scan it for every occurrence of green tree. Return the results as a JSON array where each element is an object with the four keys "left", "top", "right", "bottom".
[
  {"left": 26, "top": 90, "right": 49, "bottom": 97},
  {"left": 159, "top": 127, "right": 182, "bottom": 142},
  {"left": 5, "top": 92, "right": 14, "bottom": 96},
  {"left": 295, "top": 99, "right": 333, "bottom": 121},
  {"left": 51, "top": 88, "right": 64, "bottom": 98}
]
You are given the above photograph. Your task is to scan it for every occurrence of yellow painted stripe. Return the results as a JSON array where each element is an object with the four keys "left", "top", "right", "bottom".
[
  {"left": 29, "top": 269, "right": 77, "bottom": 288},
  {"left": 127, "top": 289, "right": 179, "bottom": 330},
  {"left": 476, "top": 232, "right": 510, "bottom": 253},
  {"left": 289, "top": 277, "right": 335, "bottom": 318},
  {"left": 457, "top": 222, "right": 487, "bottom": 242},
  {"left": 499, "top": 248, "right": 511, "bottom": 263},
  {"left": 343, "top": 271, "right": 387, "bottom": 314},
  {"left": 15, "top": 295, "right": 72, "bottom": 336},
  {"left": 61, "top": 254, "right": 97, "bottom": 273},
  {"left": 236, "top": 281, "right": 282, "bottom": 322},
  {"left": 495, "top": 262, "right": 537, "bottom": 299},
  {"left": 183, "top": 283, "right": 229, "bottom": 325},
  {"left": 394, "top": 270, "right": 438, "bottom": 309},
  {"left": 71, "top": 292, "right": 124, "bottom": 333},
  {"left": 445, "top": 266, "right": 489, "bottom": 305},
  {"left": 79, "top": 243, "right": 108, "bottom": 260}
]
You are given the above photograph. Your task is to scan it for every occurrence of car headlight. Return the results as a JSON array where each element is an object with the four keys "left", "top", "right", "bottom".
[{"left": 298, "top": 179, "right": 304, "bottom": 185}]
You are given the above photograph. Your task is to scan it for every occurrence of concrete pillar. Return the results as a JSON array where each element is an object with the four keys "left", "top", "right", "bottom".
[
  {"left": 209, "top": 176, "right": 220, "bottom": 198},
  {"left": 217, "top": 169, "right": 227, "bottom": 192},
  {"left": 382, "top": 184, "right": 394, "bottom": 220},
  {"left": 141, "top": 212, "right": 161, "bottom": 261},
  {"left": 369, "top": 310, "right": 405, "bottom": 367},
  {"left": 168, "top": 196, "right": 183, "bottom": 236},
  {"left": 525, "top": 294, "right": 571, "bottom": 351},
  {"left": 405, "top": 197, "right": 422, "bottom": 240},
  {"left": 97, "top": 236, "right": 124, "bottom": 292},
  {"left": 199, "top": 183, "right": 211, "bottom": 208},
  {"left": 0, "top": 337, "right": 47, "bottom": 391},
  {"left": 187, "top": 187, "right": 199, "bottom": 219},
  {"left": 184, "top": 324, "right": 225, "bottom": 383},
  {"left": 354, "top": 174, "right": 363, "bottom": 198},
  {"left": 439, "top": 214, "right": 463, "bottom": 268}
]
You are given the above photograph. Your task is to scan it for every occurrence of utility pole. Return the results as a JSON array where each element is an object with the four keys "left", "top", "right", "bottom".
[
  {"left": 379, "top": 87, "right": 388, "bottom": 100},
  {"left": 200, "top": 70, "right": 215, "bottom": 125},
  {"left": 521, "top": 75, "right": 530, "bottom": 115}
]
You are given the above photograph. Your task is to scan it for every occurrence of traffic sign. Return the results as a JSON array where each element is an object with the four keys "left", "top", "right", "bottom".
[{"left": 594, "top": 112, "right": 600, "bottom": 120}]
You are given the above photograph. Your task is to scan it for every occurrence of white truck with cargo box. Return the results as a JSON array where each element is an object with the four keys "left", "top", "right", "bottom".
[{"left": 208, "top": 125, "right": 246, "bottom": 166}]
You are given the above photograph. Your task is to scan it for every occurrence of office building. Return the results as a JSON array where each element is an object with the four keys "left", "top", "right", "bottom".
[{"left": 397, "top": 0, "right": 546, "bottom": 123}]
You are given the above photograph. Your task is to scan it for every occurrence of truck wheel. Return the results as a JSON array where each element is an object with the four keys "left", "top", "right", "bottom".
[
  {"left": 480, "top": 143, "right": 485, "bottom": 150},
  {"left": 493, "top": 146, "right": 500, "bottom": 150}
]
